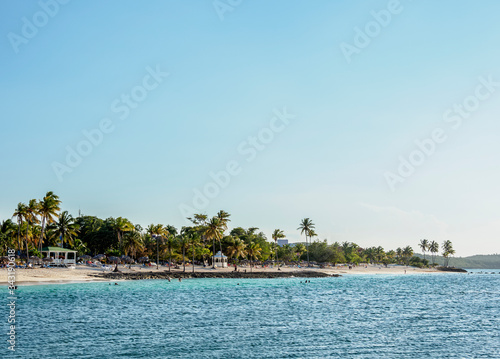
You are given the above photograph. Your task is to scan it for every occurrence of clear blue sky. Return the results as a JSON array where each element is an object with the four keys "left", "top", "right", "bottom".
[{"left": 1, "top": 0, "right": 500, "bottom": 256}]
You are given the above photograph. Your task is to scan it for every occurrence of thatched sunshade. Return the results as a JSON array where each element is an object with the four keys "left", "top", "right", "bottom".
[
  {"left": 93, "top": 254, "right": 106, "bottom": 260},
  {"left": 138, "top": 256, "right": 149, "bottom": 263},
  {"left": 108, "top": 256, "right": 122, "bottom": 264},
  {"left": 121, "top": 255, "right": 133, "bottom": 264},
  {"left": 79, "top": 255, "right": 91, "bottom": 260}
]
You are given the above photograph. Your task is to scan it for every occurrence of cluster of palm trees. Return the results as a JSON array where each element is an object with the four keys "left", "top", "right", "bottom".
[
  {"left": 0, "top": 192, "right": 457, "bottom": 269},
  {"left": 6, "top": 192, "right": 80, "bottom": 260},
  {"left": 419, "top": 239, "right": 455, "bottom": 267}
]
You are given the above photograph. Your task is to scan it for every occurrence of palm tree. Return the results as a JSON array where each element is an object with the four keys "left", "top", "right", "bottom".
[
  {"left": 177, "top": 233, "right": 190, "bottom": 272},
  {"left": 204, "top": 217, "right": 223, "bottom": 268},
  {"left": 165, "top": 234, "right": 176, "bottom": 272},
  {"left": 396, "top": 247, "right": 403, "bottom": 264},
  {"left": 112, "top": 217, "right": 134, "bottom": 253},
  {"left": 419, "top": 239, "right": 429, "bottom": 262},
  {"left": 187, "top": 233, "right": 200, "bottom": 273},
  {"left": 123, "top": 230, "right": 144, "bottom": 261},
  {"left": 23, "top": 199, "right": 40, "bottom": 260},
  {"left": 364, "top": 247, "right": 376, "bottom": 263},
  {"left": 216, "top": 210, "right": 231, "bottom": 256},
  {"left": 298, "top": 218, "right": 315, "bottom": 267},
  {"left": 148, "top": 224, "right": 166, "bottom": 269},
  {"left": 442, "top": 240, "right": 455, "bottom": 267},
  {"left": 227, "top": 238, "right": 246, "bottom": 264},
  {"left": 38, "top": 192, "right": 61, "bottom": 252},
  {"left": 12, "top": 203, "right": 27, "bottom": 254},
  {"left": 429, "top": 240, "right": 439, "bottom": 266},
  {"left": 0, "top": 219, "right": 17, "bottom": 255},
  {"left": 272, "top": 229, "right": 285, "bottom": 269},
  {"left": 294, "top": 243, "right": 306, "bottom": 261},
  {"left": 246, "top": 242, "right": 262, "bottom": 273},
  {"left": 54, "top": 211, "right": 79, "bottom": 248},
  {"left": 375, "top": 246, "right": 385, "bottom": 263},
  {"left": 188, "top": 214, "right": 208, "bottom": 263},
  {"left": 402, "top": 245, "right": 413, "bottom": 266}
]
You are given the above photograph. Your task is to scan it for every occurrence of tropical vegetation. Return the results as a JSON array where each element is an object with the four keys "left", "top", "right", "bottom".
[{"left": 1, "top": 192, "right": 460, "bottom": 269}]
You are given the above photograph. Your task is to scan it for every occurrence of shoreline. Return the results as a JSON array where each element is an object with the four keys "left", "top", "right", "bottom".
[{"left": 0, "top": 264, "right": 461, "bottom": 286}]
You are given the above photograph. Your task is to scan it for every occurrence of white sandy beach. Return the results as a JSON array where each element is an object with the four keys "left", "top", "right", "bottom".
[{"left": 0, "top": 263, "right": 441, "bottom": 285}]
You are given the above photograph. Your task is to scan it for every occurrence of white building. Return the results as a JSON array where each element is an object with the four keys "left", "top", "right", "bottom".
[{"left": 41, "top": 247, "right": 77, "bottom": 266}]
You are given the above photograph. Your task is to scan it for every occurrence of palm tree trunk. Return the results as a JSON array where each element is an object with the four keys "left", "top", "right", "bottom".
[
  {"left": 218, "top": 239, "right": 223, "bottom": 262},
  {"left": 25, "top": 223, "right": 30, "bottom": 264},
  {"left": 306, "top": 234, "right": 310, "bottom": 267},
  {"left": 39, "top": 217, "right": 46, "bottom": 252},
  {"left": 275, "top": 240, "right": 279, "bottom": 270},
  {"left": 17, "top": 220, "right": 21, "bottom": 255},
  {"left": 183, "top": 246, "right": 186, "bottom": 272},
  {"left": 212, "top": 239, "right": 215, "bottom": 269},
  {"left": 192, "top": 247, "right": 195, "bottom": 273},
  {"left": 169, "top": 248, "right": 172, "bottom": 273}
]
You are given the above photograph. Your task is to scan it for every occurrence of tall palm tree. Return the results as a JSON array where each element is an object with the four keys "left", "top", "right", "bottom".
[
  {"left": 54, "top": 211, "right": 79, "bottom": 248},
  {"left": 177, "top": 232, "right": 190, "bottom": 272},
  {"left": 148, "top": 224, "right": 165, "bottom": 269},
  {"left": 38, "top": 192, "right": 61, "bottom": 252},
  {"left": 442, "top": 240, "right": 455, "bottom": 267},
  {"left": 12, "top": 203, "right": 27, "bottom": 254},
  {"left": 123, "top": 230, "right": 144, "bottom": 261},
  {"left": 419, "top": 239, "right": 429, "bottom": 262},
  {"left": 246, "top": 242, "right": 262, "bottom": 273},
  {"left": 23, "top": 199, "right": 40, "bottom": 260},
  {"left": 204, "top": 217, "right": 223, "bottom": 269},
  {"left": 113, "top": 217, "right": 134, "bottom": 253},
  {"left": 165, "top": 234, "right": 176, "bottom": 272},
  {"left": 188, "top": 214, "right": 208, "bottom": 263},
  {"left": 272, "top": 229, "right": 285, "bottom": 269},
  {"left": 298, "top": 218, "right": 315, "bottom": 267},
  {"left": 216, "top": 210, "right": 231, "bottom": 255},
  {"left": 187, "top": 233, "right": 200, "bottom": 273},
  {"left": 429, "top": 240, "right": 439, "bottom": 266}
]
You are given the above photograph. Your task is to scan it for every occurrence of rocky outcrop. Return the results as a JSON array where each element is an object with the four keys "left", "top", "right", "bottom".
[
  {"left": 436, "top": 266, "right": 467, "bottom": 273},
  {"left": 93, "top": 270, "right": 340, "bottom": 281}
]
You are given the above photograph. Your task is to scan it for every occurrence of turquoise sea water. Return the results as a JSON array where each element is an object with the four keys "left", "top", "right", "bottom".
[{"left": 2, "top": 272, "right": 500, "bottom": 358}]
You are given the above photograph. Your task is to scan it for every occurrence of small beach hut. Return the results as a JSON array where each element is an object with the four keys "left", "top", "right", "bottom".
[
  {"left": 41, "top": 247, "right": 77, "bottom": 266},
  {"left": 212, "top": 251, "right": 228, "bottom": 268}
]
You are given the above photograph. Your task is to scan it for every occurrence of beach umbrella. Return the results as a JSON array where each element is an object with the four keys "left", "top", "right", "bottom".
[
  {"left": 43, "top": 257, "right": 53, "bottom": 263},
  {"left": 121, "top": 255, "right": 132, "bottom": 263},
  {"left": 79, "top": 255, "right": 91, "bottom": 260},
  {"left": 138, "top": 256, "right": 149, "bottom": 263},
  {"left": 93, "top": 254, "right": 105, "bottom": 260},
  {"left": 108, "top": 256, "right": 121, "bottom": 264}
]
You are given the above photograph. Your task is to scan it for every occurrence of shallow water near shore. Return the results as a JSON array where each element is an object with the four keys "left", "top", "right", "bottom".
[{"left": 2, "top": 273, "right": 499, "bottom": 358}]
